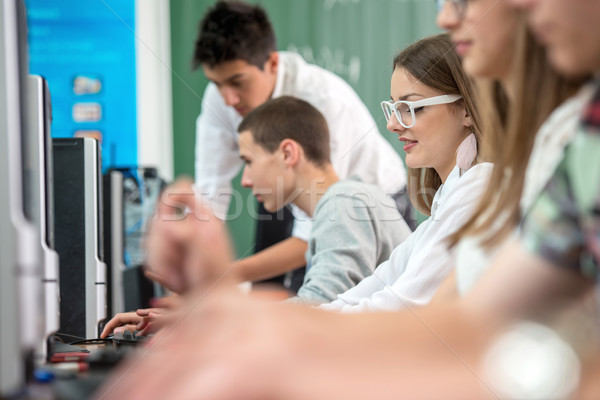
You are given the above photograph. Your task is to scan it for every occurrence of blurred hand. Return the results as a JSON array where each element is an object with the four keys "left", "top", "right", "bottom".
[
  {"left": 134, "top": 303, "right": 183, "bottom": 336},
  {"left": 100, "top": 312, "right": 143, "bottom": 339},
  {"left": 144, "top": 178, "right": 237, "bottom": 294}
]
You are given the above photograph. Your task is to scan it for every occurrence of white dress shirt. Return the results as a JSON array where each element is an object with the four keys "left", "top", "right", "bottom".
[
  {"left": 320, "top": 162, "right": 494, "bottom": 312},
  {"left": 193, "top": 52, "right": 407, "bottom": 240}
]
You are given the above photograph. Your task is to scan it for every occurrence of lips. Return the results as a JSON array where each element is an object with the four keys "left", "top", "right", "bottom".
[
  {"left": 453, "top": 40, "right": 472, "bottom": 56},
  {"left": 399, "top": 137, "right": 418, "bottom": 152}
]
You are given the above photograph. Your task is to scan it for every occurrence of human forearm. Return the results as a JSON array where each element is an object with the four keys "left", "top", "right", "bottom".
[
  {"left": 236, "top": 237, "right": 308, "bottom": 282},
  {"left": 97, "top": 291, "right": 500, "bottom": 400},
  {"left": 576, "top": 355, "right": 600, "bottom": 399},
  {"left": 430, "top": 270, "right": 459, "bottom": 304},
  {"left": 280, "top": 305, "right": 499, "bottom": 400},
  {"left": 465, "top": 241, "right": 593, "bottom": 319}
]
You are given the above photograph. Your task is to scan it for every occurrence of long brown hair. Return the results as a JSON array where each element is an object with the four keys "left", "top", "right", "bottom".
[
  {"left": 393, "top": 33, "right": 484, "bottom": 216},
  {"left": 449, "top": 20, "right": 586, "bottom": 248}
]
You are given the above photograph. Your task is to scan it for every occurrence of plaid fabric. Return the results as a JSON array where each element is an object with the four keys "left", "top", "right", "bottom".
[
  {"left": 520, "top": 83, "right": 600, "bottom": 280},
  {"left": 583, "top": 85, "right": 600, "bottom": 129}
]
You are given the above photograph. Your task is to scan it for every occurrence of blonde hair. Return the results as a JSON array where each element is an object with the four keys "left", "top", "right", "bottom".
[
  {"left": 393, "top": 34, "right": 484, "bottom": 216},
  {"left": 449, "top": 20, "right": 586, "bottom": 248}
]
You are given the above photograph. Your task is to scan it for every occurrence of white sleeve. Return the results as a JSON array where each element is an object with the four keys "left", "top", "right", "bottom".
[
  {"left": 321, "top": 164, "right": 492, "bottom": 313},
  {"left": 319, "top": 228, "right": 419, "bottom": 312},
  {"left": 193, "top": 84, "right": 243, "bottom": 220}
]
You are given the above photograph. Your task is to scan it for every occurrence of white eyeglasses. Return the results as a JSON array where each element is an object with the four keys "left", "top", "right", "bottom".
[
  {"left": 435, "top": 0, "right": 467, "bottom": 20},
  {"left": 380, "top": 94, "right": 463, "bottom": 128}
]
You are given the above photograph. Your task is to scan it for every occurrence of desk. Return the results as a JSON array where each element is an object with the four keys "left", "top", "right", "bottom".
[{"left": 24, "top": 342, "right": 132, "bottom": 400}]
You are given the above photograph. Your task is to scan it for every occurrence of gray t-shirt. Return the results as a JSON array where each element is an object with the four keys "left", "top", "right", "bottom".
[{"left": 290, "top": 177, "right": 412, "bottom": 304}]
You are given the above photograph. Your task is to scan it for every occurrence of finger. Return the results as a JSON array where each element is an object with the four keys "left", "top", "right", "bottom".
[
  {"left": 100, "top": 312, "right": 143, "bottom": 338},
  {"left": 145, "top": 222, "right": 185, "bottom": 268},
  {"left": 184, "top": 215, "right": 237, "bottom": 288},
  {"left": 145, "top": 312, "right": 175, "bottom": 332},
  {"left": 135, "top": 307, "right": 164, "bottom": 317},
  {"left": 137, "top": 324, "right": 152, "bottom": 337},
  {"left": 113, "top": 324, "right": 139, "bottom": 335},
  {"left": 144, "top": 217, "right": 189, "bottom": 293},
  {"left": 144, "top": 240, "right": 187, "bottom": 293},
  {"left": 155, "top": 180, "right": 196, "bottom": 218},
  {"left": 135, "top": 316, "right": 151, "bottom": 332}
]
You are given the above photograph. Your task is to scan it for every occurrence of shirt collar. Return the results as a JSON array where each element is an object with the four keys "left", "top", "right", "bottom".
[
  {"left": 271, "top": 51, "right": 285, "bottom": 99},
  {"left": 430, "top": 164, "right": 461, "bottom": 220}
]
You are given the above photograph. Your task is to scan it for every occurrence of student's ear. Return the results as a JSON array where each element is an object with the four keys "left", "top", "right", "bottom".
[
  {"left": 265, "top": 52, "right": 279, "bottom": 75},
  {"left": 279, "top": 139, "right": 300, "bottom": 167},
  {"left": 463, "top": 108, "right": 473, "bottom": 129}
]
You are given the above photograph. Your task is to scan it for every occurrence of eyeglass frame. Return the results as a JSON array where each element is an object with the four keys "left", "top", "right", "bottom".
[
  {"left": 435, "top": 0, "right": 467, "bottom": 20},
  {"left": 380, "top": 94, "right": 463, "bottom": 129}
]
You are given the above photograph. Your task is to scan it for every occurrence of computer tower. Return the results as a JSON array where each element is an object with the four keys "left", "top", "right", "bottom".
[
  {"left": 103, "top": 170, "right": 126, "bottom": 318},
  {"left": 25, "top": 74, "right": 60, "bottom": 359},
  {"left": 53, "top": 137, "right": 107, "bottom": 339}
]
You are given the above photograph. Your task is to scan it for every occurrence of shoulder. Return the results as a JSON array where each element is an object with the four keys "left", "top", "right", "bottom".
[
  {"left": 202, "top": 82, "right": 222, "bottom": 103},
  {"left": 278, "top": 52, "right": 359, "bottom": 101},
  {"left": 435, "top": 163, "right": 493, "bottom": 213},
  {"left": 452, "top": 162, "right": 494, "bottom": 193},
  {"left": 315, "top": 177, "right": 398, "bottom": 220},
  {"left": 463, "top": 162, "right": 494, "bottom": 180},
  {"left": 323, "top": 177, "right": 392, "bottom": 203}
]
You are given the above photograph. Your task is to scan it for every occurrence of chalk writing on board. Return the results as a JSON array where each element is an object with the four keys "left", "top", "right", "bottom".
[
  {"left": 287, "top": 44, "right": 361, "bottom": 85},
  {"left": 323, "top": 0, "right": 360, "bottom": 11}
]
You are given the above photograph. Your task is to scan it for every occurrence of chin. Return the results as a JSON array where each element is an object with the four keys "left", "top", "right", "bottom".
[
  {"left": 548, "top": 50, "right": 593, "bottom": 77},
  {"left": 262, "top": 202, "right": 277, "bottom": 213},
  {"left": 404, "top": 156, "right": 420, "bottom": 170}
]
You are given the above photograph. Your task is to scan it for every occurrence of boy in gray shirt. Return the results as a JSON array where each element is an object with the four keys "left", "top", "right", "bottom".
[{"left": 237, "top": 96, "right": 411, "bottom": 304}]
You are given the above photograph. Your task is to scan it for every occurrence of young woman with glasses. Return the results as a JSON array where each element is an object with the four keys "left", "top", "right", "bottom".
[{"left": 319, "top": 33, "right": 493, "bottom": 312}]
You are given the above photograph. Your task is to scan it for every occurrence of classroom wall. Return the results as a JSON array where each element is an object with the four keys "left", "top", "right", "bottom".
[{"left": 170, "top": 0, "right": 440, "bottom": 258}]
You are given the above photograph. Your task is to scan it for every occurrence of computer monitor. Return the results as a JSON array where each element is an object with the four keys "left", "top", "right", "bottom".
[
  {"left": 120, "top": 167, "right": 167, "bottom": 311},
  {"left": 0, "top": 0, "right": 40, "bottom": 396},
  {"left": 104, "top": 167, "right": 167, "bottom": 318},
  {"left": 53, "top": 137, "right": 107, "bottom": 339},
  {"left": 25, "top": 74, "right": 60, "bottom": 359}
]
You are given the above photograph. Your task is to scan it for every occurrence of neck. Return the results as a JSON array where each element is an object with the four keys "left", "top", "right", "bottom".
[
  {"left": 435, "top": 165, "right": 453, "bottom": 184},
  {"left": 293, "top": 164, "right": 339, "bottom": 216}
]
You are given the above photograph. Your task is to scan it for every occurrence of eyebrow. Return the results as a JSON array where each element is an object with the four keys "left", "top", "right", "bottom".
[
  {"left": 390, "top": 93, "right": 424, "bottom": 101},
  {"left": 214, "top": 73, "right": 245, "bottom": 85},
  {"left": 239, "top": 154, "right": 250, "bottom": 162}
]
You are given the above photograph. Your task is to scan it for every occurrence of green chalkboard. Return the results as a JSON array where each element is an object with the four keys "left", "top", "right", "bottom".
[{"left": 170, "top": 0, "right": 440, "bottom": 258}]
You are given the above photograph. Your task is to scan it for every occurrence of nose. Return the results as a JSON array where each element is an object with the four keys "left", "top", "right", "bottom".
[
  {"left": 220, "top": 86, "right": 240, "bottom": 106},
  {"left": 386, "top": 113, "right": 406, "bottom": 133},
  {"left": 436, "top": 1, "right": 460, "bottom": 31},
  {"left": 240, "top": 165, "right": 252, "bottom": 188}
]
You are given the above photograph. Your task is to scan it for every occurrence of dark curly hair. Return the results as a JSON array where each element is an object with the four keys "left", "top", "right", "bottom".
[{"left": 192, "top": 1, "right": 277, "bottom": 70}]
